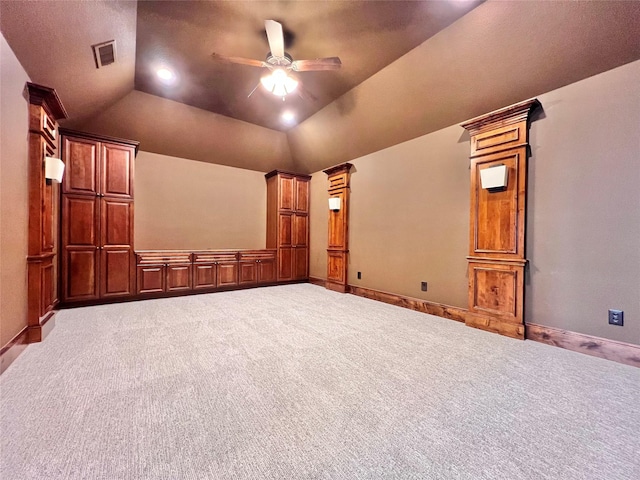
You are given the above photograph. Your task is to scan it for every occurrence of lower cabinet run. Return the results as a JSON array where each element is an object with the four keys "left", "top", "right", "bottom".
[{"left": 136, "top": 249, "right": 277, "bottom": 297}]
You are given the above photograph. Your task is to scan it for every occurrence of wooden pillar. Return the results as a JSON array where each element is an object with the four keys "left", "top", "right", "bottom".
[
  {"left": 461, "top": 99, "right": 539, "bottom": 339},
  {"left": 323, "top": 163, "right": 352, "bottom": 293},
  {"left": 25, "top": 83, "right": 67, "bottom": 342}
]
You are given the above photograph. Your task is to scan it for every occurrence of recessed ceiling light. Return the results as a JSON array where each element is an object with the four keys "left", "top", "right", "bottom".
[
  {"left": 281, "top": 111, "right": 296, "bottom": 125},
  {"left": 156, "top": 67, "right": 176, "bottom": 85}
]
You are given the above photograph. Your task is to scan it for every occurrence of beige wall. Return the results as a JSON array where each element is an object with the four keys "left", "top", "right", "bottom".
[
  {"left": 0, "top": 33, "right": 30, "bottom": 346},
  {"left": 309, "top": 60, "right": 640, "bottom": 345},
  {"left": 135, "top": 151, "right": 267, "bottom": 250},
  {"left": 309, "top": 125, "right": 470, "bottom": 308},
  {"left": 526, "top": 60, "right": 640, "bottom": 345}
]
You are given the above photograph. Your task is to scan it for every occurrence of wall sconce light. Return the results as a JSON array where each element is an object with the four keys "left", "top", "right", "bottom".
[
  {"left": 328, "top": 197, "right": 341, "bottom": 211},
  {"left": 45, "top": 156, "right": 65, "bottom": 183},
  {"left": 479, "top": 164, "right": 508, "bottom": 192}
]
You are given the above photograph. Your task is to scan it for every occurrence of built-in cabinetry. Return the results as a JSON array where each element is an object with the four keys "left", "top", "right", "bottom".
[
  {"left": 136, "top": 250, "right": 277, "bottom": 296},
  {"left": 265, "top": 170, "right": 311, "bottom": 281},
  {"left": 25, "top": 83, "right": 68, "bottom": 342},
  {"left": 59, "top": 130, "right": 139, "bottom": 304}
]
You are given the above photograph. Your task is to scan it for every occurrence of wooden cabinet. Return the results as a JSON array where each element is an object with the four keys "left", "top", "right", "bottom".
[
  {"left": 266, "top": 171, "right": 310, "bottom": 281},
  {"left": 239, "top": 250, "right": 277, "bottom": 285},
  {"left": 60, "top": 129, "right": 138, "bottom": 303},
  {"left": 136, "top": 252, "right": 192, "bottom": 294},
  {"left": 193, "top": 251, "right": 238, "bottom": 289}
]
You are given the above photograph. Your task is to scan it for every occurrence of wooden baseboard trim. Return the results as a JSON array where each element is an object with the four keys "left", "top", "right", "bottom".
[
  {"left": 0, "top": 326, "right": 30, "bottom": 374},
  {"left": 348, "top": 285, "right": 467, "bottom": 323},
  {"left": 526, "top": 323, "right": 640, "bottom": 368},
  {"left": 27, "top": 310, "right": 56, "bottom": 343},
  {"left": 308, "top": 277, "right": 326, "bottom": 287},
  {"left": 466, "top": 313, "right": 525, "bottom": 339}
]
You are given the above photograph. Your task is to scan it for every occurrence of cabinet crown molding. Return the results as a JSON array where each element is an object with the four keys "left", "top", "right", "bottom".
[
  {"left": 265, "top": 169, "right": 311, "bottom": 180},
  {"left": 323, "top": 163, "right": 353, "bottom": 176},
  {"left": 59, "top": 128, "right": 140, "bottom": 154},
  {"left": 25, "top": 82, "right": 67, "bottom": 120},
  {"left": 461, "top": 98, "right": 540, "bottom": 136}
]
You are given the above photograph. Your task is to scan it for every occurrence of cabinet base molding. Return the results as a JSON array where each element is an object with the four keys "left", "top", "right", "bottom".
[
  {"left": 348, "top": 285, "right": 467, "bottom": 324},
  {"left": 308, "top": 277, "right": 326, "bottom": 287},
  {"left": 326, "top": 281, "right": 348, "bottom": 293},
  {"left": 26, "top": 310, "right": 56, "bottom": 343},
  {"left": 0, "top": 327, "right": 30, "bottom": 374},
  {"left": 465, "top": 313, "right": 524, "bottom": 339},
  {"left": 526, "top": 323, "right": 640, "bottom": 368}
]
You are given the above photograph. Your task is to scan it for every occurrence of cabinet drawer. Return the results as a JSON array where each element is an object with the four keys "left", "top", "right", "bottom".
[
  {"left": 238, "top": 250, "right": 277, "bottom": 262},
  {"left": 137, "top": 251, "right": 191, "bottom": 265},
  {"left": 193, "top": 251, "right": 238, "bottom": 263}
]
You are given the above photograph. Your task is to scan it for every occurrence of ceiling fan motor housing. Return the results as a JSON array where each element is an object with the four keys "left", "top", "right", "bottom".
[{"left": 266, "top": 52, "right": 293, "bottom": 67}]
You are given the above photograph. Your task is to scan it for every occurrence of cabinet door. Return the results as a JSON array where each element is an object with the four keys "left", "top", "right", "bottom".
[
  {"left": 292, "top": 214, "right": 308, "bottom": 247},
  {"left": 294, "top": 178, "right": 309, "bottom": 213},
  {"left": 62, "top": 195, "right": 99, "bottom": 301},
  {"left": 239, "top": 261, "right": 257, "bottom": 285},
  {"left": 100, "top": 198, "right": 134, "bottom": 297},
  {"left": 166, "top": 264, "right": 192, "bottom": 291},
  {"left": 101, "top": 249, "right": 134, "bottom": 297},
  {"left": 62, "top": 136, "right": 98, "bottom": 196},
  {"left": 194, "top": 264, "right": 216, "bottom": 290},
  {"left": 258, "top": 258, "right": 277, "bottom": 283},
  {"left": 137, "top": 265, "right": 165, "bottom": 294},
  {"left": 101, "top": 143, "right": 134, "bottom": 198},
  {"left": 217, "top": 262, "right": 238, "bottom": 287},
  {"left": 294, "top": 247, "right": 309, "bottom": 280},
  {"left": 278, "top": 175, "right": 295, "bottom": 210},
  {"left": 278, "top": 213, "right": 292, "bottom": 247},
  {"left": 278, "top": 247, "right": 293, "bottom": 281}
]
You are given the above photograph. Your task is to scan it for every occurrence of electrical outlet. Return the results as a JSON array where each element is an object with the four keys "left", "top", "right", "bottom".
[
  {"left": 608, "top": 309, "right": 623, "bottom": 326},
  {"left": 357, "top": 271, "right": 361, "bottom": 280},
  {"left": 421, "top": 281, "right": 428, "bottom": 292}
]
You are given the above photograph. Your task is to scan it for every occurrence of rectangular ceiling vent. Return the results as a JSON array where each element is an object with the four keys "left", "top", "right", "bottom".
[{"left": 92, "top": 40, "right": 116, "bottom": 69}]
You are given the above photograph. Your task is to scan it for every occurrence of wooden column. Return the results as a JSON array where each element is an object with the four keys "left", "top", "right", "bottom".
[
  {"left": 323, "top": 163, "right": 352, "bottom": 293},
  {"left": 25, "top": 83, "right": 68, "bottom": 342},
  {"left": 461, "top": 99, "right": 539, "bottom": 339}
]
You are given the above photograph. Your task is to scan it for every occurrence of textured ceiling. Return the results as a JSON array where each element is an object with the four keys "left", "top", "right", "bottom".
[{"left": 1, "top": 1, "right": 639, "bottom": 173}]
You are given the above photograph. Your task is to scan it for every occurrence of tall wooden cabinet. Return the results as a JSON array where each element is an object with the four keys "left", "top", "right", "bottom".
[
  {"left": 59, "top": 130, "right": 139, "bottom": 303},
  {"left": 25, "top": 83, "right": 67, "bottom": 342},
  {"left": 266, "top": 171, "right": 311, "bottom": 281}
]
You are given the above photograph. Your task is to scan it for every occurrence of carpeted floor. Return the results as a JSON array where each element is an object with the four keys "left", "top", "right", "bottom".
[{"left": 1, "top": 283, "right": 639, "bottom": 479}]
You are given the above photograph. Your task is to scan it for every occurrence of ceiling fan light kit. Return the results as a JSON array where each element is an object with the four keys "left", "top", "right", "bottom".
[{"left": 212, "top": 19, "right": 341, "bottom": 100}]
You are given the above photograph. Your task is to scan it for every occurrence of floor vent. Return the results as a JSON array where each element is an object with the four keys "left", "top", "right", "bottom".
[{"left": 92, "top": 40, "right": 116, "bottom": 68}]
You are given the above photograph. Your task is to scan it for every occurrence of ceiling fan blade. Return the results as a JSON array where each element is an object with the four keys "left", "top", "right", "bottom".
[
  {"left": 211, "top": 53, "right": 267, "bottom": 68},
  {"left": 265, "top": 20, "right": 285, "bottom": 58},
  {"left": 291, "top": 57, "right": 342, "bottom": 72}
]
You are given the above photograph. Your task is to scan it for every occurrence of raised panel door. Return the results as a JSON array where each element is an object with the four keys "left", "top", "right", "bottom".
[
  {"left": 65, "top": 249, "right": 99, "bottom": 301},
  {"left": 194, "top": 264, "right": 216, "bottom": 289},
  {"left": 292, "top": 214, "right": 308, "bottom": 247},
  {"left": 239, "top": 261, "right": 257, "bottom": 285},
  {"left": 137, "top": 265, "right": 164, "bottom": 294},
  {"left": 294, "top": 247, "right": 309, "bottom": 280},
  {"left": 101, "top": 198, "right": 133, "bottom": 247},
  {"left": 278, "top": 247, "right": 293, "bottom": 281},
  {"left": 257, "top": 259, "right": 276, "bottom": 283},
  {"left": 101, "top": 249, "right": 134, "bottom": 297},
  {"left": 62, "top": 136, "right": 98, "bottom": 195},
  {"left": 295, "top": 178, "right": 309, "bottom": 213},
  {"left": 63, "top": 195, "right": 98, "bottom": 246},
  {"left": 279, "top": 213, "right": 292, "bottom": 246},
  {"left": 278, "top": 175, "right": 294, "bottom": 210},
  {"left": 101, "top": 143, "right": 134, "bottom": 198},
  {"left": 166, "top": 264, "right": 192, "bottom": 291},
  {"left": 41, "top": 261, "right": 54, "bottom": 316},
  {"left": 217, "top": 262, "right": 238, "bottom": 287}
]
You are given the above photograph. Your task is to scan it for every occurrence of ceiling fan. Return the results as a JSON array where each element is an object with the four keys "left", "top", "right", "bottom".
[{"left": 211, "top": 20, "right": 341, "bottom": 100}]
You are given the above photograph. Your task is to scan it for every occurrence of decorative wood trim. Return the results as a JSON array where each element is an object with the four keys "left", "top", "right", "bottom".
[
  {"left": 466, "top": 313, "right": 525, "bottom": 340},
  {"left": 348, "top": 285, "right": 467, "bottom": 324},
  {"left": 0, "top": 327, "right": 30, "bottom": 374},
  {"left": 58, "top": 128, "right": 140, "bottom": 154},
  {"left": 25, "top": 82, "right": 68, "bottom": 120},
  {"left": 265, "top": 169, "right": 311, "bottom": 180},
  {"left": 466, "top": 256, "right": 527, "bottom": 267},
  {"left": 308, "top": 277, "right": 326, "bottom": 287},
  {"left": 26, "top": 311, "right": 56, "bottom": 343},
  {"left": 526, "top": 323, "right": 640, "bottom": 368},
  {"left": 324, "top": 163, "right": 352, "bottom": 293},
  {"left": 461, "top": 98, "right": 540, "bottom": 137}
]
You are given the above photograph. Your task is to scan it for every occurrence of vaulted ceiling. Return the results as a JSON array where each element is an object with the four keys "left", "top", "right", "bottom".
[{"left": 2, "top": 1, "right": 639, "bottom": 173}]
